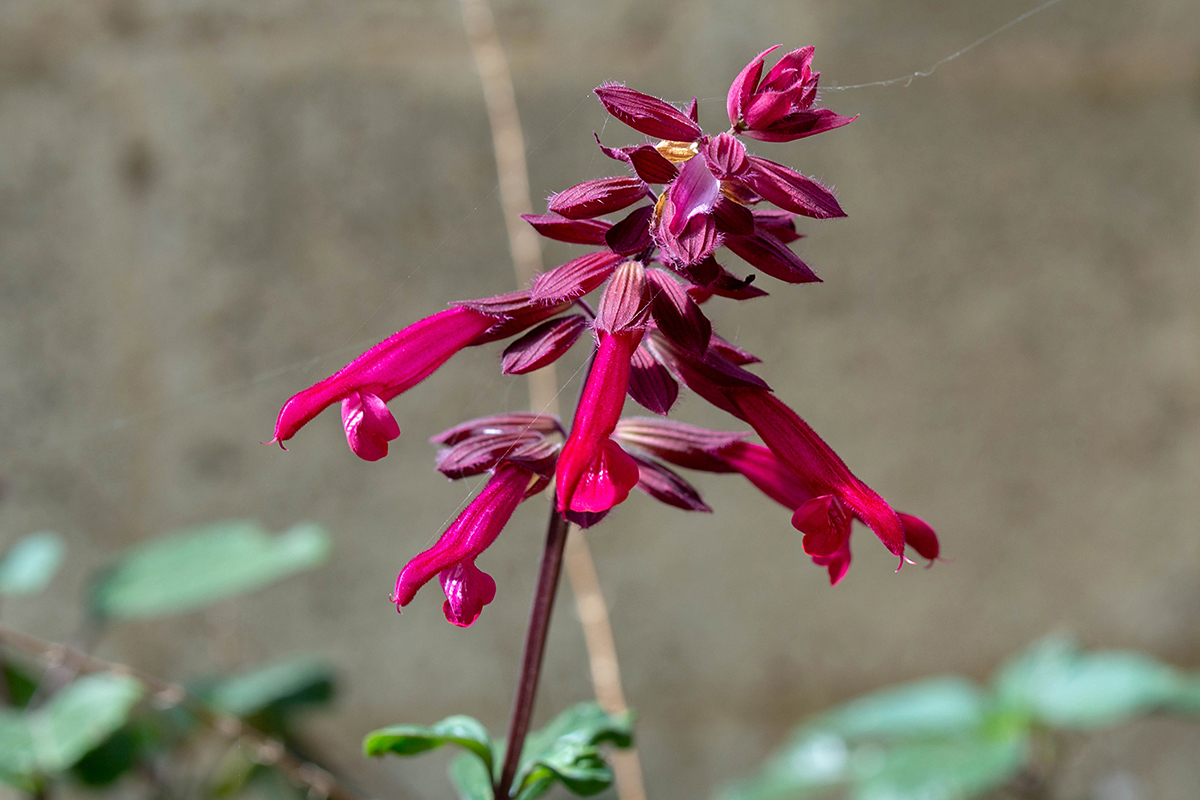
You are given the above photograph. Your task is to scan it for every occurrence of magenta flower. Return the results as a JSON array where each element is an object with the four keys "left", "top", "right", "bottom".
[
  {"left": 719, "top": 441, "right": 939, "bottom": 584},
  {"left": 392, "top": 462, "right": 536, "bottom": 627},
  {"left": 590, "top": 56, "right": 849, "bottom": 275},
  {"left": 274, "top": 44, "right": 941, "bottom": 625},
  {"left": 555, "top": 262, "right": 649, "bottom": 517},
  {"left": 727, "top": 45, "right": 857, "bottom": 142},
  {"left": 273, "top": 307, "right": 496, "bottom": 461}
]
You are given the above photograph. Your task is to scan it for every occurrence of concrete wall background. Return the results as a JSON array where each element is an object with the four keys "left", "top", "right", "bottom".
[{"left": 2, "top": 0, "right": 1199, "bottom": 797}]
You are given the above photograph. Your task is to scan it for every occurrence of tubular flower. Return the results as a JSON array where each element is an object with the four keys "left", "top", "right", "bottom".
[
  {"left": 392, "top": 462, "right": 537, "bottom": 627},
  {"left": 272, "top": 289, "right": 575, "bottom": 461},
  {"left": 645, "top": 334, "right": 917, "bottom": 570},
  {"left": 590, "top": 49, "right": 851, "bottom": 274},
  {"left": 274, "top": 43, "right": 940, "bottom": 624},
  {"left": 727, "top": 45, "right": 857, "bottom": 141},
  {"left": 555, "top": 262, "right": 650, "bottom": 518},
  {"left": 718, "top": 442, "right": 939, "bottom": 584}
]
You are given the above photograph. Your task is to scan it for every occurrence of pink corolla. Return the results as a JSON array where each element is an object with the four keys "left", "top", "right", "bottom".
[
  {"left": 590, "top": 48, "right": 852, "bottom": 273},
  {"left": 392, "top": 462, "right": 537, "bottom": 627},
  {"left": 272, "top": 307, "right": 495, "bottom": 461},
  {"left": 554, "top": 262, "right": 650, "bottom": 518},
  {"left": 718, "top": 441, "right": 938, "bottom": 584},
  {"left": 727, "top": 45, "right": 857, "bottom": 141}
]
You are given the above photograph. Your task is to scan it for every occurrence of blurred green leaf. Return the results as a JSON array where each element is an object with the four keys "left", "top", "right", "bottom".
[
  {"left": 994, "top": 636, "right": 1184, "bottom": 728},
  {"left": 30, "top": 673, "right": 144, "bottom": 772},
  {"left": 717, "top": 732, "right": 850, "bottom": 800},
  {"left": 852, "top": 733, "right": 1027, "bottom": 800},
  {"left": 202, "top": 656, "right": 335, "bottom": 718},
  {"left": 0, "top": 532, "right": 65, "bottom": 596},
  {"left": 813, "top": 677, "right": 988, "bottom": 741},
  {"left": 3, "top": 661, "right": 39, "bottom": 708},
  {"left": 210, "top": 744, "right": 260, "bottom": 797},
  {"left": 70, "top": 726, "right": 142, "bottom": 787},
  {"left": 513, "top": 702, "right": 634, "bottom": 800},
  {"left": 0, "top": 710, "right": 35, "bottom": 781},
  {"left": 364, "top": 715, "right": 494, "bottom": 773},
  {"left": 449, "top": 752, "right": 495, "bottom": 800},
  {"left": 92, "top": 521, "right": 330, "bottom": 620},
  {"left": 1170, "top": 677, "right": 1200, "bottom": 715}
]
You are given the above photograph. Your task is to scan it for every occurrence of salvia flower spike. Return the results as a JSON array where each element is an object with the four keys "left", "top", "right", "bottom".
[{"left": 273, "top": 44, "right": 938, "bottom": 625}]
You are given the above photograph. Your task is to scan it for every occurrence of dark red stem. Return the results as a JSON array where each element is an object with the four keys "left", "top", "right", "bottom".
[{"left": 494, "top": 505, "right": 571, "bottom": 798}]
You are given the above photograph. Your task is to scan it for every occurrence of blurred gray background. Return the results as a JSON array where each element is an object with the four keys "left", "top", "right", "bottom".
[{"left": 2, "top": 0, "right": 1199, "bottom": 796}]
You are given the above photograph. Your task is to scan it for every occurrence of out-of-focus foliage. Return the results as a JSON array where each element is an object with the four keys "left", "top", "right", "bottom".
[
  {"left": 720, "top": 636, "right": 1200, "bottom": 800},
  {"left": 365, "top": 701, "right": 634, "bottom": 800},
  {"left": 0, "top": 521, "right": 337, "bottom": 797},
  {"left": 0, "top": 532, "right": 65, "bottom": 596},
  {"left": 91, "top": 521, "right": 330, "bottom": 620}
]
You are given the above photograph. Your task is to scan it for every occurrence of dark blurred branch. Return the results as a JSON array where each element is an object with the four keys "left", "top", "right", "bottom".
[{"left": 0, "top": 624, "right": 375, "bottom": 800}]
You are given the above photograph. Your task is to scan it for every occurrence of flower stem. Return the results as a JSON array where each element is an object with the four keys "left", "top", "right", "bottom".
[{"left": 495, "top": 504, "right": 571, "bottom": 798}]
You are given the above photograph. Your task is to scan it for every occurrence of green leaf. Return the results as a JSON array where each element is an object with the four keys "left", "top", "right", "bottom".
[
  {"left": 513, "top": 703, "right": 634, "bottom": 799},
  {"left": 716, "top": 732, "right": 851, "bottom": 800},
  {"left": 0, "top": 709, "right": 35, "bottom": 779},
  {"left": 364, "top": 715, "right": 494, "bottom": 774},
  {"left": 1169, "top": 677, "right": 1200, "bottom": 715},
  {"left": 70, "top": 726, "right": 143, "bottom": 787},
  {"left": 3, "top": 661, "right": 39, "bottom": 708},
  {"left": 202, "top": 656, "right": 335, "bottom": 718},
  {"left": 449, "top": 752, "right": 495, "bottom": 800},
  {"left": 813, "top": 677, "right": 988, "bottom": 741},
  {"left": 0, "top": 532, "right": 65, "bottom": 596},
  {"left": 994, "top": 636, "right": 1185, "bottom": 728},
  {"left": 92, "top": 521, "right": 330, "bottom": 620},
  {"left": 30, "top": 673, "right": 144, "bottom": 772},
  {"left": 852, "top": 734, "right": 1028, "bottom": 800}
]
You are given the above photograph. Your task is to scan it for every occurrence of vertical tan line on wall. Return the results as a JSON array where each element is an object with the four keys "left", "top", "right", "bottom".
[{"left": 457, "top": 2, "right": 647, "bottom": 798}]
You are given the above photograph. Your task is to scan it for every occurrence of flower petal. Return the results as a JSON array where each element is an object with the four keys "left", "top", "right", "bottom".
[
  {"left": 340, "top": 391, "right": 401, "bottom": 462},
  {"left": 556, "top": 330, "right": 643, "bottom": 512},
  {"left": 439, "top": 560, "right": 497, "bottom": 627},
  {"left": 811, "top": 537, "right": 852, "bottom": 586},
  {"left": 629, "top": 453, "right": 711, "bottom": 512},
  {"left": 594, "top": 136, "right": 680, "bottom": 184},
  {"left": 432, "top": 412, "right": 562, "bottom": 445},
  {"left": 392, "top": 463, "right": 532, "bottom": 616},
  {"left": 273, "top": 307, "right": 494, "bottom": 452},
  {"left": 548, "top": 176, "right": 649, "bottom": 220},
  {"left": 744, "top": 156, "right": 845, "bottom": 219},
  {"left": 567, "top": 438, "right": 641, "bottom": 513},
  {"left": 646, "top": 269, "right": 712, "bottom": 356},
  {"left": 605, "top": 205, "right": 654, "bottom": 256},
  {"left": 792, "top": 494, "right": 852, "bottom": 557},
  {"left": 701, "top": 133, "right": 748, "bottom": 179},
  {"left": 627, "top": 343, "right": 679, "bottom": 415},
  {"left": 501, "top": 314, "right": 589, "bottom": 375},
  {"left": 900, "top": 513, "right": 939, "bottom": 563},
  {"left": 724, "top": 232, "right": 820, "bottom": 284},
  {"left": 596, "top": 260, "right": 651, "bottom": 334},
  {"left": 521, "top": 213, "right": 611, "bottom": 245},
  {"left": 718, "top": 441, "right": 812, "bottom": 506},
  {"left": 742, "top": 109, "right": 856, "bottom": 143},
  {"left": 731, "top": 390, "right": 906, "bottom": 558},
  {"left": 595, "top": 83, "right": 703, "bottom": 141},
  {"left": 614, "top": 417, "right": 746, "bottom": 473},
  {"left": 530, "top": 251, "right": 624, "bottom": 304},
  {"left": 667, "top": 155, "right": 721, "bottom": 235},
  {"left": 727, "top": 44, "right": 782, "bottom": 126}
]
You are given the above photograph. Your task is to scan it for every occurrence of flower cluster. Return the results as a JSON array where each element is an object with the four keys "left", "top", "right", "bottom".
[{"left": 272, "top": 46, "right": 938, "bottom": 627}]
